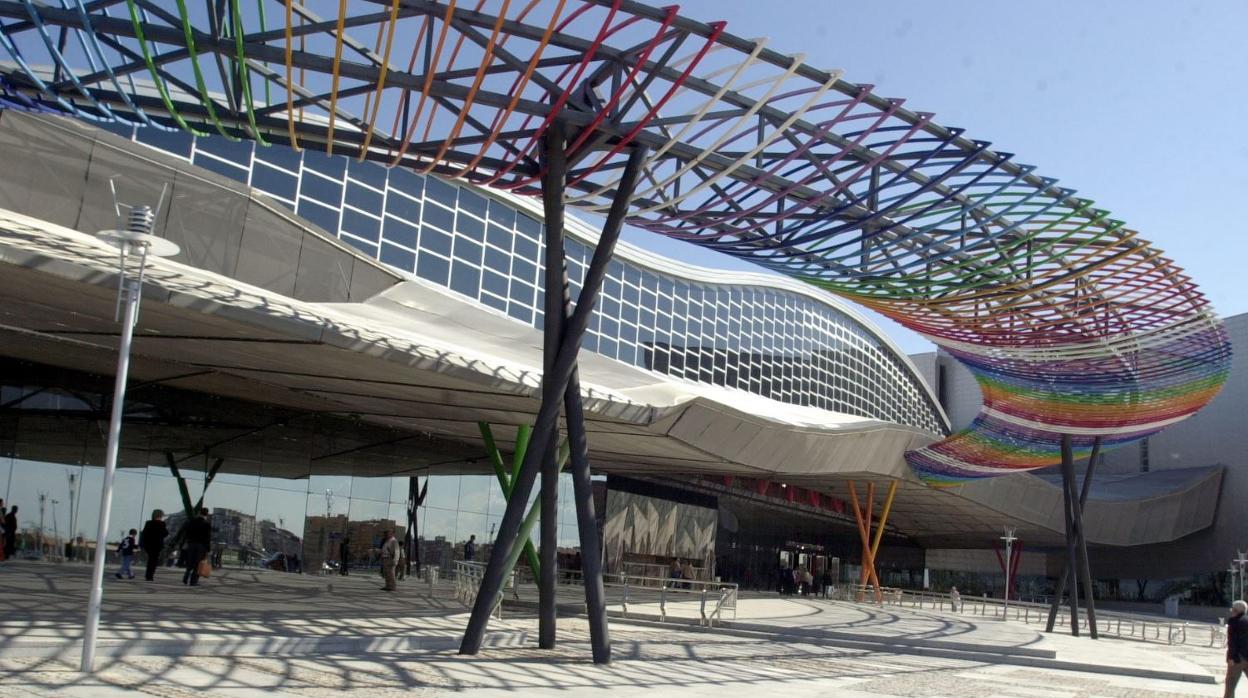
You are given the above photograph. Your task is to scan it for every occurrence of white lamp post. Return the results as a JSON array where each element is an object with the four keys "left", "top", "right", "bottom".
[
  {"left": 80, "top": 187, "right": 177, "bottom": 673},
  {"left": 1001, "top": 527, "right": 1017, "bottom": 620}
]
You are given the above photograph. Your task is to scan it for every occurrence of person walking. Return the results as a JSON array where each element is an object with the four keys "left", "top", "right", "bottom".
[
  {"left": 181, "top": 508, "right": 212, "bottom": 586},
  {"left": 463, "top": 534, "right": 477, "bottom": 563},
  {"left": 338, "top": 536, "right": 350, "bottom": 576},
  {"left": 0, "top": 498, "right": 6, "bottom": 562},
  {"left": 3, "top": 505, "right": 17, "bottom": 560},
  {"left": 1227, "top": 599, "right": 1248, "bottom": 698},
  {"left": 950, "top": 586, "right": 962, "bottom": 613},
  {"left": 115, "top": 528, "right": 138, "bottom": 579},
  {"left": 139, "top": 510, "right": 167, "bottom": 581},
  {"left": 379, "top": 530, "right": 400, "bottom": 592}
]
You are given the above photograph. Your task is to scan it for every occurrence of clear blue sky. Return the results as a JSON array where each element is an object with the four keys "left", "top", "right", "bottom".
[{"left": 619, "top": 1, "right": 1248, "bottom": 354}]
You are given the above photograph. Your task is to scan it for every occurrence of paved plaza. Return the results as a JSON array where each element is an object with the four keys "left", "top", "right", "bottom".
[{"left": 0, "top": 562, "right": 1232, "bottom": 697}]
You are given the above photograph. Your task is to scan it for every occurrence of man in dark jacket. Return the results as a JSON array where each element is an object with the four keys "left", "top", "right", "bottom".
[
  {"left": 139, "top": 510, "right": 168, "bottom": 581},
  {"left": 181, "top": 508, "right": 213, "bottom": 586},
  {"left": 1227, "top": 599, "right": 1248, "bottom": 698},
  {"left": 3, "top": 505, "right": 18, "bottom": 559}
]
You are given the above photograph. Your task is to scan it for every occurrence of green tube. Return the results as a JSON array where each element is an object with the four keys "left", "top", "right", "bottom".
[
  {"left": 496, "top": 442, "right": 569, "bottom": 606},
  {"left": 171, "top": 0, "right": 240, "bottom": 140},
  {"left": 122, "top": 0, "right": 207, "bottom": 136},
  {"left": 228, "top": 0, "right": 268, "bottom": 145}
]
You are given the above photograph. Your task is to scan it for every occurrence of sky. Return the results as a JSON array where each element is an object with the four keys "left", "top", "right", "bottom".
[{"left": 618, "top": 1, "right": 1248, "bottom": 355}]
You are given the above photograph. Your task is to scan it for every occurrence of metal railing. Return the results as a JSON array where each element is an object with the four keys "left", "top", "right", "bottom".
[
  {"left": 833, "top": 584, "right": 1226, "bottom": 647},
  {"left": 453, "top": 561, "right": 519, "bottom": 619},
  {"left": 451, "top": 565, "right": 739, "bottom": 627},
  {"left": 608, "top": 573, "right": 738, "bottom": 627}
]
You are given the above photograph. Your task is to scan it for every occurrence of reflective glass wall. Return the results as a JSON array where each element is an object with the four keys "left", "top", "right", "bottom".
[{"left": 0, "top": 410, "right": 586, "bottom": 574}]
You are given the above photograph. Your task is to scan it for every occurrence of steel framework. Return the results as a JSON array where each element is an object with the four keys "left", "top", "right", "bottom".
[{"left": 0, "top": 0, "right": 1232, "bottom": 655}]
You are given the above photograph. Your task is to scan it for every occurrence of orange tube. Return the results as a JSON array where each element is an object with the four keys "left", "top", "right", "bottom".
[{"left": 324, "top": 0, "right": 348, "bottom": 153}]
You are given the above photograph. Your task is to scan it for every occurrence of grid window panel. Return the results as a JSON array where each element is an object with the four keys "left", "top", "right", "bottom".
[
  {"left": 423, "top": 201, "right": 455, "bottom": 233},
  {"left": 344, "top": 182, "right": 383, "bottom": 212},
  {"left": 193, "top": 153, "right": 249, "bottom": 184},
  {"left": 297, "top": 198, "right": 340, "bottom": 235},
  {"left": 385, "top": 191, "right": 421, "bottom": 221},
  {"left": 300, "top": 172, "right": 343, "bottom": 205},
  {"left": 382, "top": 217, "right": 419, "bottom": 249},
  {"left": 150, "top": 130, "right": 944, "bottom": 435},
  {"left": 416, "top": 252, "right": 451, "bottom": 285},
  {"left": 251, "top": 162, "right": 298, "bottom": 202},
  {"left": 302, "top": 149, "right": 346, "bottom": 178},
  {"left": 380, "top": 242, "right": 416, "bottom": 273},
  {"left": 341, "top": 208, "right": 381, "bottom": 243}
]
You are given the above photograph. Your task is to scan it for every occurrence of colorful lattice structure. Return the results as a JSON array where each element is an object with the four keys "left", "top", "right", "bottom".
[{"left": 0, "top": 0, "right": 1230, "bottom": 485}]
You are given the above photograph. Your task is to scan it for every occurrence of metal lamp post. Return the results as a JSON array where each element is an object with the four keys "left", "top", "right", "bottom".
[
  {"left": 1236, "top": 551, "right": 1247, "bottom": 601},
  {"left": 50, "top": 499, "right": 60, "bottom": 559},
  {"left": 81, "top": 187, "right": 178, "bottom": 673},
  {"left": 67, "top": 471, "right": 78, "bottom": 560},
  {"left": 37, "top": 492, "right": 47, "bottom": 559},
  {"left": 1001, "top": 527, "right": 1017, "bottom": 620}
]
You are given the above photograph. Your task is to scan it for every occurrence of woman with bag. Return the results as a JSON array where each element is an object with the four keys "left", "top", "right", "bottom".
[{"left": 181, "top": 508, "right": 213, "bottom": 587}]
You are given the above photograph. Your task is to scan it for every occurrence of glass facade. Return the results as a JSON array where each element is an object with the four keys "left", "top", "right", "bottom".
[
  {"left": 0, "top": 384, "right": 587, "bottom": 575},
  {"left": 110, "top": 125, "right": 943, "bottom": 434}
]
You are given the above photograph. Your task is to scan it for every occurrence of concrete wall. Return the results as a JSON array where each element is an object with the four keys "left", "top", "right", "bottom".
[
  {"left": 1089, "top": 312, "right": 1248, "bottom": 579},
  {"left": 907, "top": 350, "right": 980, "bottom": 430},
  {"left": 0, "top": 111, "right": 398, "bottom": 303}
]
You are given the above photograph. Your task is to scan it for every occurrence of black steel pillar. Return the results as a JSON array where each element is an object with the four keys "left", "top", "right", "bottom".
[
  {"left": 1070, "top": 440, "right": 1099, "bottom": 638},
  {"left": 1046, "top": 436, "right": 1102, "bottom": 634},
  {"left": 407, "top": 475, "right": 426, "bottom": 578},
  {"left": 1060, "top": 435, "right": 1081, "bottom": 635},
  {"left": 459, "top": 144, "right": 648, "bottom": 657},
  {"left": 556, "top": 147, "right": 647, "bottom": 665},
  {"left": 538, "top": 122, "right": 567, "bottom": 650}
]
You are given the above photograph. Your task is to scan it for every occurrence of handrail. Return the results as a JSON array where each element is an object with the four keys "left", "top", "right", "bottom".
[{"left": 834, "top": 584, "right": 1224, "bottom": 647}]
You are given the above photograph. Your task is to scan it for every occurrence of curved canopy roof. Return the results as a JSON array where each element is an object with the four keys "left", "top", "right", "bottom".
[{"left": 0, "top": 0, "right": 1230, "bottom": 484}]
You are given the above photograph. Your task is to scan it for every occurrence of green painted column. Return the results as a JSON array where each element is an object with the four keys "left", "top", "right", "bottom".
[{"left": 478, "top": 422, "right": 567, "bottom": 587}]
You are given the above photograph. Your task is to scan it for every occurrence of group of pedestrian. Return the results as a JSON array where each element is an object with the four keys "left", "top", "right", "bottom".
[
  {"left": 667, "top": 558, "right": 697, "bottom": 588},
  {"left": 117, "top": 507, "right": 211, "bottom": 586},
  {"left": 0, "top": 499, "right": 214, "bottom": 589}
]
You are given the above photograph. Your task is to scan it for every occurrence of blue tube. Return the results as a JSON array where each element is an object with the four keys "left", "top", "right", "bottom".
[{"left": 20, "top": 0, "right": 126, "bottom": 123}]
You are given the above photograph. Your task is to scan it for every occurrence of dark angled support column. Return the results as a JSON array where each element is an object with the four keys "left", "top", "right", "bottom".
[
  {"left": 460, "top": 143, "right": 648, "bottom": 657},
  {"left": 1046, "top": 436, "right": 1102, "bottom": 635},
  {"left": 538, "top": 122, "right": 567, "bottom": 650},
  {"left": 406, "top": 476, "right": 426, "bottom": 578},
  {"left": 1060, "top": 435, "right": 1081, "bottom": 635},
  {"left": 1070, "top": 438, "right": 1099, "bottom": 638},
  {"left": 558, "top": 146, "right": 647, "bottom": 664}
]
